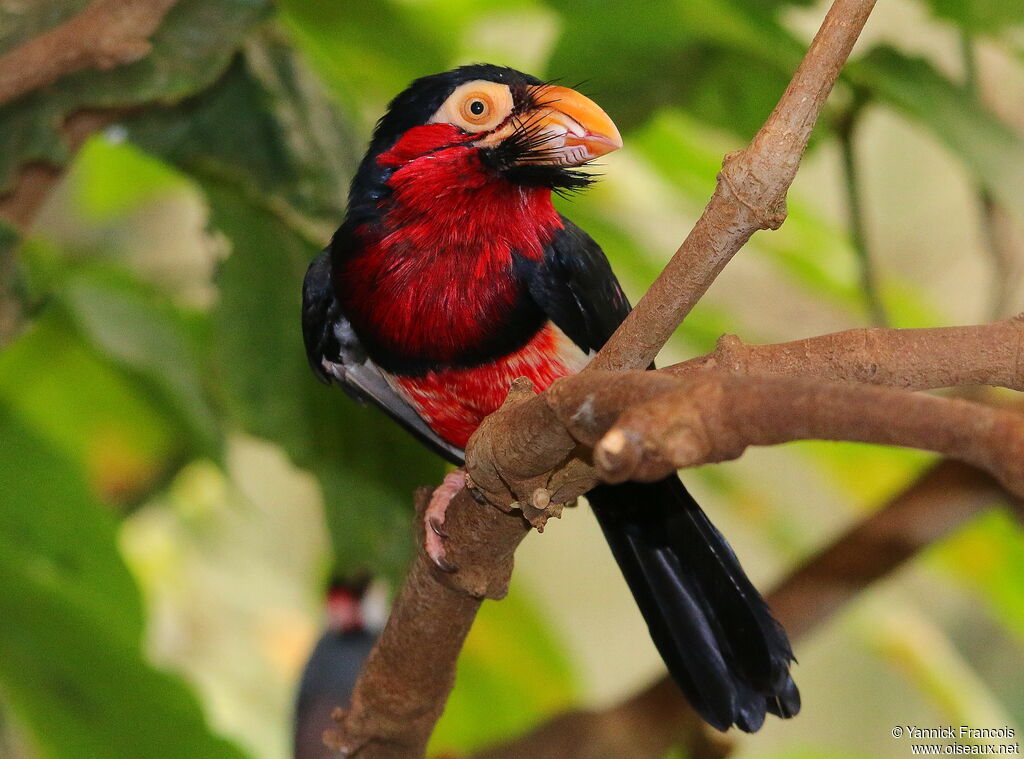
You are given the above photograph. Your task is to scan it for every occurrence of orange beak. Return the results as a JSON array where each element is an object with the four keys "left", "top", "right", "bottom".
[{"left": 520, "top": 84, "right": 623, "bottom": 166}]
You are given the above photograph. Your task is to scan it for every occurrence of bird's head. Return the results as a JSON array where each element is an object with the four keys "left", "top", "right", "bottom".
[{"left": 347, "top": 64, "right": 623, "bottom": 219}]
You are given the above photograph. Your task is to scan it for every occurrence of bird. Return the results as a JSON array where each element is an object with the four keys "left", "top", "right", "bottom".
[
  {"left": 302, "top": 63, "right": 800, "bottom": 732},
  {"left": 293, "top": 578, "right": 378, "bottom": 759}
]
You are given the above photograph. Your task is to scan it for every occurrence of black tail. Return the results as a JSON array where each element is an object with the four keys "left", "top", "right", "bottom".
[{"left": 588, "top": 477, "right": 800, "bottom": 732}]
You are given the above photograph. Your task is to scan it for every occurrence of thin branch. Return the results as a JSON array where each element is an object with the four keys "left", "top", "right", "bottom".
[
  {"left": 835, "top": 101, "right": 889, "bottom": 326},
  {"left": 591, "top": 0, "right": 878, "bottom": 372},
  {"left": 0, "top": 0, "right": 181, "bottom": 107},
  {"left": 960, "top": 33, "right": 1021, "bottom": 320}
]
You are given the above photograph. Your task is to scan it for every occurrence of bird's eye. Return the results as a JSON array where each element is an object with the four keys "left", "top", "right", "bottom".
[
  {"left": 460, "top": 93, "right": 493, "bottom": 124},
  {"left": 430, "top": 81, "right": 512, "bottom": 133}
]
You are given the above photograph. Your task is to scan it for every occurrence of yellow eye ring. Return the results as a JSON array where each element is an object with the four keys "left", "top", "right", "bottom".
[
  {"left": 460, "top": 93, "right": 493, "bottom": 124},
  {"left": 430, "top": 81, "right": 513, "bottom": 132}
]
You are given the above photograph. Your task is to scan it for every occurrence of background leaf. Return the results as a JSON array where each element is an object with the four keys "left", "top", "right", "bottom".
[
  {"left": 849, "top": 47, "right": 1024, "bottom": 228},
  {"left": 0, "top": 408, "right": 249, "bottom": 759}
]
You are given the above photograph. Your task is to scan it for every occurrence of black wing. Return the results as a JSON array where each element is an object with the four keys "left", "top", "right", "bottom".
[
  {"left": 525, "top": 216, "right": 631, "bottom": 353},
  {"left": 302, "top": 251, "right": 465, "bottom": 465}
]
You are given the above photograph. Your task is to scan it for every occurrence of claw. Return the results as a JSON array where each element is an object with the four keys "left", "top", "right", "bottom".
[
  {"left": 423, "top": 469, "right": 465, "bottom": 574},
  {"left": 428, "top": 516, "right": 448, "bottom": 539},
  {"left": 432, "top": 553, "right": 459, "bottom": 574}
]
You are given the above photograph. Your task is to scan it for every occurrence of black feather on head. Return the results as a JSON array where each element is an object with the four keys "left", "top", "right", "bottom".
[
  {"left": 369, "top": 64, "right": 542, "bottom": 155},
  {"left": 346, "top": 64, "right": 596, "bottom": 221}
]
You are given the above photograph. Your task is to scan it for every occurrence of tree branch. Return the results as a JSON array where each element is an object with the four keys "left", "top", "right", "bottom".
[
  {"left": 0, "top": 0, "right": 181, "bottom": 108},
  {"left": 327, "top": 2, "right": 881, "bottom": 756},
  {"left": 557, "top": 372, "right": 1024, "bottom": 495},
  {"left": 470, "top": 316, "right": 1024, "bottom": 508},
  {"left": 590, "top": 0, "right": 878, "bottom": 372},
  {"left": 669, "top": 317, "right": 1024, "bottom": 391},
  {"left": 333, "top": 311, "right": 1023, "bottom": 758}
]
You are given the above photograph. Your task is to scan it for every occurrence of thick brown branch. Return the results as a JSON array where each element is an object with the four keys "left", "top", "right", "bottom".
[
  {"left": 550, "top": 371, "right": 1024, "bottom": 496},
  {"left": 478, "top": 461, "right": 1012, "bottom": 759},
  {"left": 324, "top": 317, "right": 1024, "bottom": 756},
  {"left": 523, "top": 317, "right": 1024, "bottom": 504},
  {"left": 327, "top": 393, "right": 537, "bottom": 758},
  {"left": 670, "top": 317, "right": 1024, "bottom": 391},
  {"left": 591, "top": 0, "right": 878, "bottom": 372},
  {"left": 0, "top": 0, "right": 181, "bottom": 107}
]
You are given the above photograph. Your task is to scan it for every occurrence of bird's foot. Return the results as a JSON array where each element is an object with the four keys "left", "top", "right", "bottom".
[{"left": 423, "top": 469, "right": 465, "bottom": 573}]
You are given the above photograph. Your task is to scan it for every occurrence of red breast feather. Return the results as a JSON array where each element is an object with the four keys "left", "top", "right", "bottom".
[
  {"left": 338, "top": 124, "right": 561, "bottom": 364},
  {"left": 336, "top": 123, "right": 586, "bottom": 446}
]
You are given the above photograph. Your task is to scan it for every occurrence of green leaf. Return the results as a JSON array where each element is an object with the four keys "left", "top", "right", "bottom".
[
  {"left": 59, "top": 269, "right": 221, "bottom": 455},
  {"left": 127, "top": 38, "right": 358, "bottom": 234},
  {"left": 918, "top": 0, "right": 1024, "bottom": 34},
  {"left": 849, "top": 47, "right": 1024, "bottom": 229},
  {"left": 0, "top": 407, "right": 250, "bottom": 759},
  {"left": 0, "top": 309, "right": 190, "bottom": 504},
  {"left": 0, "top": 0, "right": 271, "bottom": 195}
]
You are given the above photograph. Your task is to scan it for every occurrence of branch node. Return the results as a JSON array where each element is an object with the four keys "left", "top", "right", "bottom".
[
  {"left": 719, "top": 150, "right": 789, "bottom": 230},
  {"left": 595, "top": 429, "right": 643, "bottom": 483}
]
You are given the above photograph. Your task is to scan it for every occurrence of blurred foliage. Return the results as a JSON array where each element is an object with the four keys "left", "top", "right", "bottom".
[
  {"left": 1, "top": 1, "right": 1023, "bottom": 758},
  {"left": 0, "top": 410, "right": 247, "bottom": 759}
]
